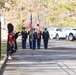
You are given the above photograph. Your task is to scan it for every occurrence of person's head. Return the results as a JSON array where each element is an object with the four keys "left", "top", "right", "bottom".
[
  {"left": 33, "top": 28, "right": 35, "bottom": 31},
  {"left": 44, "top": 28, "right": 47, "bottom": 31},
  {"left": 22, "top": 27, "right": 26, "bottom": 31}
]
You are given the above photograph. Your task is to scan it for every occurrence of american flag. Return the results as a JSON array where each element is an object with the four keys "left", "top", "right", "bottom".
[{"left": 29, "top": 14, "right": 32, "bottom": 28}]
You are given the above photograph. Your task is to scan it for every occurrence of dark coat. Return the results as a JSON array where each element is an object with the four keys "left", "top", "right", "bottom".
[
  {"left": 28, "top": 30, "right": 32, "bottom": 40},
  {"left": 14, "top": 32, "right": 20, "bottom": 39},
  {"left": 42, "top": 31, "right": 49, "bottom": 40},
  {"left": 28, "top": 30, "right": 37, "bottom": 41},
  {"left": 33, "top": 31, "right": 37, "bottom": 40},
  {"left": 21, "top": 31, "right": 27, "bottom": 40}
]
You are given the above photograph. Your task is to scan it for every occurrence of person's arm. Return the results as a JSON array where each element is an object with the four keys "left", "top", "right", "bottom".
[
  {"left": 27, "top": 31, "right": 30, "bottom": 35},
  {"left": 26, "top": 31, "right": 28, "bottom": 39},
  {"left": 14, "top": 32, "right": 20, "bottom": 39},
  {"left": 42, "top": 32, "right": 44, "bottom": 39},
  {"left": 47, "top": 31, "right": 50, "bottom": 39}
]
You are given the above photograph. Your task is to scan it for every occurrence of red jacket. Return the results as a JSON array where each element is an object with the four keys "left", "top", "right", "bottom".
[{"left": 8, "top": 33, "right": 15, "bottom": 46}]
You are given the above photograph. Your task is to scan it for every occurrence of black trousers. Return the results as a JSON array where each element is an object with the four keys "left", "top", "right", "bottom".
[
  {"left": 37, "top": 38, "right": 41, "bottom": 49},
  {"left": 15, "top": 40, "right": 17, "bottom": 50},
  {"left": 43, "top": 39, "right": 48, "bottom": 49}
]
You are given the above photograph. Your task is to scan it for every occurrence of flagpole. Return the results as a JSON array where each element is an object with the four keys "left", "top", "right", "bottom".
[
  {"left": 36, "top": 12, "right": 40, "bottom": 30},
  {"left": 29, "top": 10, "right": 33, "bottom": 49}
]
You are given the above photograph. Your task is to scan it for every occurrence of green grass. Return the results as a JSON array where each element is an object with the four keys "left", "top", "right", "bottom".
[
  {"left": 1, "top": 41, "right": 21, "bottom": 60},
  {"left": 1, "top": 42, "right": 7, "bottom": 59}
]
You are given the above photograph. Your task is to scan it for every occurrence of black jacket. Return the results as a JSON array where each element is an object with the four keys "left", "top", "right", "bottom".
[
  {"left": 21, "top": 31, "right": 27, "bottom": 39},
  {"left": 14, "top": 32, "right": 20, "bottom": 39},
  {"left": 42, "top": 31, "right": 49, "bottom": 40}
]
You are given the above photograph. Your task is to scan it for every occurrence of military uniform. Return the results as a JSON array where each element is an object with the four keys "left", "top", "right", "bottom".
[
  {"left": 13, "top": 32, "right": 20, "bottom": 50},
  {"left": 37, "top": 30, "right": 42, "bottom": 49},
  {"left": 7, "top": 23, "right": 14, "bottom": 59},
  {"left": 28, "top": 29, "right": 33, "bottom": 49},
  {"left": 42, "top": 28, "right": 49, "bottom": 49},
  {"left": 21, "top": 27, "right": 27, "bottom": 49},
  {"left": 32, "top": 29, "right": 37, "bottom": 50},
  {"left": 28, "top": 28, "right": 37, "bottom": 50}
]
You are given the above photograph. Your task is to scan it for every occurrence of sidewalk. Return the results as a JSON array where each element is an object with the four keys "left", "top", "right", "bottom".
[
  {"left": 0, "top": 39, "right": 22, "bottom": 72},
  {"left": 0, "top": 56, "right": 7, "bottom": 72},
  {"left": 2, "top": 47, "right": 76, "bottom": 75}
]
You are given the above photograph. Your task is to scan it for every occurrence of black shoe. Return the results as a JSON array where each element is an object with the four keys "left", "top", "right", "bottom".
[
  {"left": 45, "top": 48, "right": 47, "bottom": 49},
  {"left": 22, "top": 48, "right": 26, "bottom": 49},
  {"left": 12, "top": 50, "right": 16, "bottom": 52},
  {"left": 33, "top": 48, "right": 35, "bottom": 50}
]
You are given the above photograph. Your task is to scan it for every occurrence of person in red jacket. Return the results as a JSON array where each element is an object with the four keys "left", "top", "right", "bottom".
[{"left": 7, "top": 23, "right": 15, "bottom": 59}]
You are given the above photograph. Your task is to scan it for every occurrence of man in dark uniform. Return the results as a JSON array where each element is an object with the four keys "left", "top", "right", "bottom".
[
  {"left": 42, "top": 28, "right": 49, "bottom": 49},
  {"left": 32, "top": 28, "right": 37, "bottom": 50},
  {"left": 37, "top": 29, "right": 42, "bottom": 49},
  {"left": 28, "top": 28, "right": 33, "bottom": 49},
  {"left": 14, "top": 31, "right": 20, "bottom": 50},
  {"left": 21, "top": 27, "right": 27, "bottom": 49}
]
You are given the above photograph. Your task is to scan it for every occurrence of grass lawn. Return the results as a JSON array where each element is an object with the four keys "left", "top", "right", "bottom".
[
  {"left": 1, "top": 41, "right": 21, "bottom": 60},
  {"left": 1, "top": 41, "right": 7, "bottom": 59}
]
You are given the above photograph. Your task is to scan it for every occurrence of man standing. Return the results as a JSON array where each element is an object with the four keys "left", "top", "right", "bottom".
[
  {"left": 37, "top": 29, "right": 42, "bottom": 49},
  {"left": 28, "top": 28, "right": 37, "bottom": 50},
  {"left": 21, "top": 27, "right": 27, "bottom": 49},
  {"left": 28, "top": 28, "right": 33, "bottom": 49},
  {"left": 32, "top": 28, "right": 37, "bottom": 50},
  {"left": 42, "top": 28, "right": 49, "bottom": 49},
  {"left": 14, "top": 31, "right": 20, "bottom": 51},
  {"left": 7, "top": 23, "right": 14, "bottom": 59}
]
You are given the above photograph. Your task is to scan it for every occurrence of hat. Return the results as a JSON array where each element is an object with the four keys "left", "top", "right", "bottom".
[{"left": 7, "top": 23, "right": 14, "bottom": 33}]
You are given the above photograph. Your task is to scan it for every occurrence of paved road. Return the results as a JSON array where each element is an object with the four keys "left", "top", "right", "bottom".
[{"left": 2, "top": 40, "right": 76, "bottom": 75}]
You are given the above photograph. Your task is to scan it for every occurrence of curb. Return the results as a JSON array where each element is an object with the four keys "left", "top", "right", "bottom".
[{"left": 0, "top": 56, "right": 7, "bottom": 73}]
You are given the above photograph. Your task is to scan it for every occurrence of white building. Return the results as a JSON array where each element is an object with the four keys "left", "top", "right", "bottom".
[{"left": 1, "top": 15, "right": 8, "bottom": 41}]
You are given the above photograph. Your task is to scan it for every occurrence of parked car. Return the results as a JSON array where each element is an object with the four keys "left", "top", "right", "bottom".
[
  {"left": 56, "top": 27, "right": 76, "bottom": 41},
  {"left": 47, "top": 27, "right": 61, "bottom": 39}
]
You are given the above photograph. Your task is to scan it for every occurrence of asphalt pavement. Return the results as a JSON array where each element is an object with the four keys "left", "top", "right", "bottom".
[{"left": 2, "top": 40, "right": 76, "bottom": 75}]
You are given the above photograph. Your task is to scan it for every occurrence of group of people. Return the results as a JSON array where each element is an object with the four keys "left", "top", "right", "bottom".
[
  {"left": 7, "top": 23, "right": 49, "bottom": 60},
  {"left": 21, "top": 27, "right": 49, "bottom": 50}
]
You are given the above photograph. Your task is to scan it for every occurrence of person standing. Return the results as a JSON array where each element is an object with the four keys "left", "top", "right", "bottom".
[
  {"left": 13, "top": 31, "right": 20, "bottom": 51},
  {"left": 21, "top": 27, "right": 27, "bottom": 49},
  {"left": 37, "top": 29, "right": 42, "bottom": 49},
  {"left": 7, "top": 23, "right": 15, "bottom": 59},
  {"left": 32, "top": 28, "right": 37, "bottom": 50},
  {"left": 42, "top": 28, "right": 49, "bottom": 49},
  {"left": 28, "top": 28, "right": 33, "bottom": 49}
]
